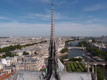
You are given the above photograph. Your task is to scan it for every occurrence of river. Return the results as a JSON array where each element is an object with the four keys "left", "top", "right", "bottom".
[{"left": 67, "top": 41, "right": 85, "bottom": 58}]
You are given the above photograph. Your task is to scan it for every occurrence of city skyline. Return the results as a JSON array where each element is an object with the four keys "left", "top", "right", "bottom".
[{"left": 0, "top": 0, "right": 107, "bottom": 37}]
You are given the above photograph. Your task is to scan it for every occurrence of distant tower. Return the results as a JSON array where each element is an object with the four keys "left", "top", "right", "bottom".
[{"left": 44, "top": 0, "right": 60, "bottom": 80}]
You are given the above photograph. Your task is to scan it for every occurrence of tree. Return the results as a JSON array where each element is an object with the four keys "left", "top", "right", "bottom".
[
  {"left": 60, "top": 47, "right": 68, "bottom": 53},
  {"left": 23, "top": 51, "right": 29, "bottom": 55},
  {"left": 97, "top": 68, "right": 104, "bottom": 80},
  {"left": 78, "top": 41, "right": 88, "bottom": 47},
  {"left": 2, "top": 51, "right": 14, "bottom": 58}
]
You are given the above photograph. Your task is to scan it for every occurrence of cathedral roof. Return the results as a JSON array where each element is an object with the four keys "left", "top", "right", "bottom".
[{"left": 16, "top": 70, "right": 92, "bottom": 80}]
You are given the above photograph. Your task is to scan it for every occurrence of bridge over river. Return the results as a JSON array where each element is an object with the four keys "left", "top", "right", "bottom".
[{"left": 68, "top": 47, "right": 86, "bottom": 50}]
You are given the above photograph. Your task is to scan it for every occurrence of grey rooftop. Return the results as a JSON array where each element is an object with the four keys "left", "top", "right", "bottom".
[{"left": 16, "top": 70, "right": 92, "bottom": 80}]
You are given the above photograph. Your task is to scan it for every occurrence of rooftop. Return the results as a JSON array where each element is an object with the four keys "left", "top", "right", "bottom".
[{"left": 16, "top": 70, "right": 92, "bottom": 80}]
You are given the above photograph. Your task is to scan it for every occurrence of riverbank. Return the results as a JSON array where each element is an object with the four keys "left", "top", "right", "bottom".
[{"left": 58, "top": 52, "right": 68, "bottom": 59}]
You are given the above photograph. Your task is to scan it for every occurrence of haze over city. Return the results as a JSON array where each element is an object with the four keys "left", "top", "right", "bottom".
[{"left": 0, "top": 0, "right": 107, "bottom": 37}]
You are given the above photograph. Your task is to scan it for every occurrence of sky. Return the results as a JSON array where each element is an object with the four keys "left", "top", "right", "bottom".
[{"left": 0, "top": 0, "right": 107, "bottom": 37}]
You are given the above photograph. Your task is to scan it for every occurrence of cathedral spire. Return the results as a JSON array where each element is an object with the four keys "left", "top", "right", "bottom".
[
  {"left": 51, "top": 0, "right": 55, "bottom": 40},
  {"left": 44, "top": 0, "right": 60, "bottom": 80}
]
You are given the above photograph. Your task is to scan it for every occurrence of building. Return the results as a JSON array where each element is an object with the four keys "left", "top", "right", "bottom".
[{"left": 16, "top": 55, "right": 45, "bottom": 71}]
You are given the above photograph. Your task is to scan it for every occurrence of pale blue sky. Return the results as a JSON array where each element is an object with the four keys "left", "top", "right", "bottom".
[{"left": 0, "top": 0, "right": 107, "bottom": 37}]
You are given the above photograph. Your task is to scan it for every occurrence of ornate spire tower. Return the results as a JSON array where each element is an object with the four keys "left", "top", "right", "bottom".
[
  {"left": 44, "top": 0, "right": 60, "bottom": 80},
  {"left": 51, "top": 0, "right": 55, "bottom": 40}
]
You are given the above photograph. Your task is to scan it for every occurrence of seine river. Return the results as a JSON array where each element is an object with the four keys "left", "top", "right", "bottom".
[{"left": 67, "top": 41, "right": 85, "bottom": 58}]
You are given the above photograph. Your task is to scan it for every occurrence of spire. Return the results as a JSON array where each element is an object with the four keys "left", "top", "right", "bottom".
[
  {"left": 51, "top": 0, "right": 55, "bottom": 40},
  {"left": 43, "top": 0, "right": 60, "bottom": 80}
]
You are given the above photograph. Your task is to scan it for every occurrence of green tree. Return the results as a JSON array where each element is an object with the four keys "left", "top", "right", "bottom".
[
  {"left": 97, "top": 68, "right": 104, "bottom": 80},
  {"left": 2, "top": 51, "right": 14, "bottom": 58},
  {"left": 60, "top": 47, "right": 68, "bottom": 53},
  {"left": 23, "top": 51, "right": 29, "bottom": 55}
]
